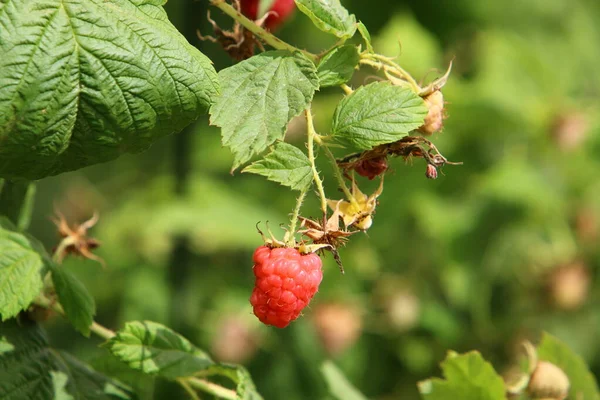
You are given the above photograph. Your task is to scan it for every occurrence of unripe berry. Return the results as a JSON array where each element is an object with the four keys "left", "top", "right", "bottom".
[
  {"left": 354, "top": 157, "right": 388, "bottom": 180},
  {"left": 250, "top": 246, "right": 323, "bottom": 328},
  {"left": 313, "top": 303, "right": 362, "bottom": 356},
  {"left": 418, "top": 90, "right": 445, "bottom": 135},
  {"left": 425, "top": 164, "right": 438, "bottom": 179},
  {"left": 527, "top": 361, "right": 569, "bottom": 400}
]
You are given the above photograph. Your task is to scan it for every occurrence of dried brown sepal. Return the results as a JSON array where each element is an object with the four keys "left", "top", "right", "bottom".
[
  {"left": 337, "top": 136, "right": 461, "bottom": 176},
  {"left": 299, "top": 205, "right": 356, "bottom": 273},
  {"left": 51, "top": 209, "right": 105, "bottom": 268},
  {"left": 198, "top": 5, "right": 268, "bottom": 61}
]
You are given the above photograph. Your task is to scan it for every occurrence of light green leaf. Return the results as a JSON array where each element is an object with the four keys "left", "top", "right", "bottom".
[
  {"left": 537, "top": 333, "right": 600, "bottom": 400},
  {"left": 203, "top": 364, "right": 263, "bottom": 400},
  {"left": 210, "top": 51, "right": 319, "bottom": 170},
  {"left": 294, "top": 0, "right": 357, "bottom": 39},
  {"left": 0, "top": 226, "right": 47, "bottom": 320},
  {"left": 418, "top": 351, "right": 506, "bottom": 400},
  {"left": 0, "top": 319, "right": 135, "bottom": 400},
  {"left": 105, "top": 321, "right": 213, "bottom": 379},
  {"left": 357, "top": 22, "right": 374, "bottom": 53},
  {"left": 49, "top": 264, "right": 96, "bottom": 337},
  {"left": 243, "top": 142, "right": 313, "bottom": 191},
  {"left": 331, "top": 81, "right": 427, "bottom": 149},
  {"left": 321, "top": 361, "right": 368, "bottom": 400},
  {"left": 0, "top": 0, "right": 219, "bottom": 180},
  {"left": 317, "top": 45, "right": 360, "bottom": 87}
]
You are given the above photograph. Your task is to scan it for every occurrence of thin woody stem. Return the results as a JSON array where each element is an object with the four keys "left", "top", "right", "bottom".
[
  {"left": 286, "top": 188, "right": 307, "bottom": 246},
  {"left": 360, "top": 55, "right": 421, "bottom": 92},
  {"left": 209, "top": 0, "right": 317, "bottom": 62},
  {"left": 186, "top": 377, "right": 238, "bottom": 400},
  {"left": 321, "top": 144, "right": 359, "bottom": 209},
  {"left": 306, "top": 108, "right": 328, "bottom": 218}
]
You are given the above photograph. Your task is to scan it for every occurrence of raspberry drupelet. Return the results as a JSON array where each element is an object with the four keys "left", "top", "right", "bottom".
[{"left": 250, "top": 246, "right": 323, "bottom": 328}]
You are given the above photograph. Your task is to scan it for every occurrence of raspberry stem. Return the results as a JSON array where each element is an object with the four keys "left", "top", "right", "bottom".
[
  {"left": 209, "top": 0, "right": 317, "bottom": 62},
  {"left": 321, "top": 144, "right": 360, "bottom": 209},
  {"left": 360, "top": 54, "right": 421, "bottom": 93},
  {"left": 340, "top": 84, "right": 353, "bottom": 95},
  {"left": 286, "top": 188, "right": 307, "bottom": 246},
  {"left": 306, "top": 108, "right": 328, "bottom": 220},
  {"left": 186, "top": 377, "right": 237, "bottom": 400}
]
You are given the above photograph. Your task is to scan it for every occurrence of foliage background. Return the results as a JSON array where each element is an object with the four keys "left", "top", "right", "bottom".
[{"left": 27, "top": 0, "right": 600, "bottom": 398}]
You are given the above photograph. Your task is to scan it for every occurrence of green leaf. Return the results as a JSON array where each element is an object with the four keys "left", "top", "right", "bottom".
[
  {"left": 49, "top": 264, "right": 96, "bottom": 337},
  {"left": 105, "top": 321, "right": 214, "bottom": 379},
  {"left": 357, "top": 22, "right": 374, "bottom": 53},
  {"left": 203, "top": 364, "right": 263, "bottom": 400},
  {"left": 331, "top": 81, "right": 427, "bottom": 150},
  {"left": 0, "top": 319, "right": 135, "bottom": 400},
  {"left": 210, "top": 51, "right": 319, "bottom": 170},
  {"left": 295, "top": 0, "right": 357, "bottom": 39},
  {"left": 317, "top": 45, "right": 360, "bottom": 87},
  {"left": 0, "top": 225, "right": 47, "bottom": 320},
  {"left": 321, "top": 361, "right": 368, "bottom": 400},
  {"left": 243, "top": 142, "right": 313, "bottom": 191},
  {"left": 418, "top": 351, "right": 506, "bottom": 400},
  {"left": 0, "top": 0, "right": 219, "bottom": 180},
  {"left": 537, "top": 333, "right": 600, "bottom": 400}
]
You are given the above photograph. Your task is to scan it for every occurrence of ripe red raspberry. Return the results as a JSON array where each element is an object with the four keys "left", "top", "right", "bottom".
[
  {"left": 240, "top": 0, "right": 295, "bottom": 31},
  {"left": 250, "top": 246, "right": 323, "bottom": 328}
]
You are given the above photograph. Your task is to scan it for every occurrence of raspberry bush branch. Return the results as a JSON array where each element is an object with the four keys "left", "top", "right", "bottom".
[
  {"left": 285, "top": 187, "right": 308, "bottom": 246},
  {"left": 306, "top": 108, "right": 329, "bottom": 219}
]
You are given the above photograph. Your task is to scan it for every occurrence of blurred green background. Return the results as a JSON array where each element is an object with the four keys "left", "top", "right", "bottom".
[{"left": 30, "top": 0, "right": 600, "bottom": 398}]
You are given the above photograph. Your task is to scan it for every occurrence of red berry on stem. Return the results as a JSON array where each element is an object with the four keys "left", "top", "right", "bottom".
[
  {"left": 425, "top": 164, "right": 438, "bottom": 179},
  {"left": 354, "top": 156, "right": 388, "bottom": 180},
  {"left": 240, "top": 0, "right": 295, "bottom": 31},
  {"left": 250, "top": 246, "right": 323, "bottom": 328}
]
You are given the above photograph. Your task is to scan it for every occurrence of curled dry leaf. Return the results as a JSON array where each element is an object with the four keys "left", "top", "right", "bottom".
[{"left": 51, "top": 209, "right": 105, "bottom": 268}]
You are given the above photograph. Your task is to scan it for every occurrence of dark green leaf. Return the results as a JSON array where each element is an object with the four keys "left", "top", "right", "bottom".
[
  {"left": 418, "top": 351, "right": 506, "bottom": 400},
  {"left": 294, "top": 0, "right": 357, "bottom": 39},
  {"left": 243, "top": 142, "right": 313, "bottom": 191},
  {"left": 331, "top": 81, "right": 427, "bottom": 149},
  {"left": 357, "top": 22, "right": 374, "bottom": 53},
  {"left": 49, "top": 264, "right": 96, "bottom": 337},
  {"left": 105, "top": 321, "right": 213, "bottom": 379},
  {"left": 210, "top": 51, "right": 319, "bottom": 170},
  {"left": 317, "top": 45, "right": 360, "bottom": 87},
  {"left": 537, "top": 333, "right": 600, "bottom": 400},
  {"left": 0, "top": 0, "right": 219, "bottom": 180},
  {"left": 0, "top": 319, "right": 135, "bottom": 400},
  {"left": 0, "top": 226, "right": 47, "bottom": 320},
  {"left": 321, "top": 361, "right": 367, "bottom": 400}
]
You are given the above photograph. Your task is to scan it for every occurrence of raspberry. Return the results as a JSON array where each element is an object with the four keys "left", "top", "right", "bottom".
[
  {"left": 418, "top": 90, "right": 445, "bottom": 135},
  {"left": 250, "top": 246, "right": 323, "bottom": 328},
  {"left": 354, "top": 156, "right": 388, "bottom": 180},
  {"left": 240, "top": 0, "right": 296, "bottom": 31},
  {"left": 425, "top": 164, "right": 438, "bottom": 179}
]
